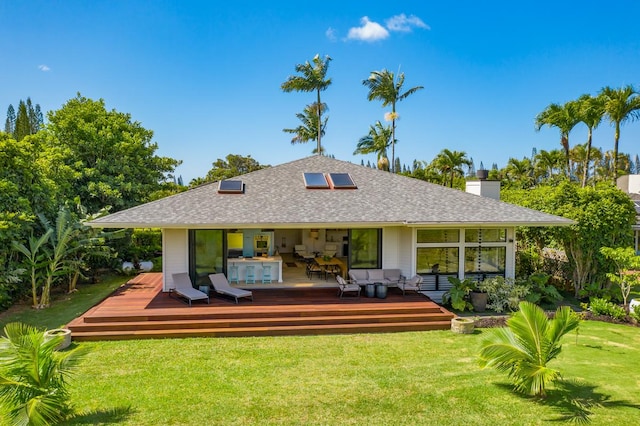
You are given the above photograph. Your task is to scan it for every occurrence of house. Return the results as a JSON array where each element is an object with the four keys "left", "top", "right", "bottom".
[
  {"left": 90, "top": 155, "right": 572, "bottom": 293},
  {"left": 616, "top": 174, "right": 640, "bottom": 252}
]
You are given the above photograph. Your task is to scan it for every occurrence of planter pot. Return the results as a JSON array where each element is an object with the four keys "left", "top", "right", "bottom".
[
  {"left": 365, "top": 283, "right": 376, "bottom": 298},
  {"left": 451, "top": 318, "right": 475, "bottom": 334},
  {"left": 470, "top": 291, "right": 488, "bottom": 312},
  {"left": 44, "top": 328, "right": 72, "bottom": 350},
  {"left": 139, "top": 260, "right": 154, "bottom": 272},
  {"left": 122, "top": 261, "right": 135, "bottom": 272},
  {"left": 375, "top": 283, "right": 388, "bottom": 299}
]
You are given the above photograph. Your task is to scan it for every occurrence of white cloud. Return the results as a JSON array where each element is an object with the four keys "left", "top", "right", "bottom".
[
  {"left": 38, "top": 64, "right": 50, "bottom": 72},
  {"left": 325, "top": 27, "right": 337, "bottom": 42},
  {"left": 347, "top": 16, "right": 389, "bottom": 42},
  {"left": 385, "top": 14, "right": 430, "bottom": 32}
]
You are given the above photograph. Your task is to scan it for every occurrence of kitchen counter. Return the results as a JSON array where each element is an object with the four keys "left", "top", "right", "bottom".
[{"left": 227, "top": 256, "right": 283, "bottom": 283}]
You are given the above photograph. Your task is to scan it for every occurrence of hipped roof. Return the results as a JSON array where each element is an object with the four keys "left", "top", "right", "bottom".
[{"left": 89, "top": 156, "right": 573, "bottom": 229}]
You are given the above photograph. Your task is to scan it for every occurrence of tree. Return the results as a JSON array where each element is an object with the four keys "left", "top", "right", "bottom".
[
  {"left": 535, "top": 100, "right": 581, "bottom": 177},
  {"left": 353, "top": 121, "right": 392, "bottom": 170},
  {"left": 600, "top": 246, "right": 640, "bottom": 310},
  {"left": 433, "top": 149, "right": 471, "bottom": 188},
  {"left": 283, "top": 102, "right": 328, "bottom": 153},
  {"left": 576, "top": 94, "right": 604, "bottom": 187},
  {"left": 0, "top": 322, "right": 87, "bottom": 425},
  {"left": 479, "top": 301, "right": 581, "bottom": 397},
  {"left": 503, "top": 157, "right": 534, "bottom": 189},
  {"left": 196, "top": 154, "right": 269, "bottom": 185},
  {"left": 12, "top": 231, "right": 52, "bottom": 308},
  {"left": 503, "top": 182, "right": 636, "bottom": 296},
  {"left": 600, "top": 85, "right": 640, "bottom": 181},
  {"left": 4, "top": 104, "right": 15, "bottom": 134},
  {"left": 281, "top": 54, "right": 332, "bottom": 155},
  {"left": 46, "top": 94, "right": 181, "bottom": 212},
  {"left": 362, "top": 69, "right": 423, "bottom": 173},
  {"left": 533, "top": 149, "right": 564, "bottom": 182}
]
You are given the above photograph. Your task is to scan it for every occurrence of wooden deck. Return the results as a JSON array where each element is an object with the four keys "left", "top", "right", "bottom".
[{"left": 67, "top": 273, "right": 455, "bottom": 340}]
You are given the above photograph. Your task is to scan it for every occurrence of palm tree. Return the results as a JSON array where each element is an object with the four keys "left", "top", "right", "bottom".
[
  {"left": 599, "top": 85, "right": 640, "bottom": 181},
  {"left": 479, "top": 302, "right": 581, "bottom": 397},
  {"left": 353, "top": 121, "right": 392, "bottom": 170},
  {"left": 362, "top": 69, "right": 423, "bottom": 172},
  {"left": 576, "top": 94, "right": 604, "bottom": 187},
  {"left": 534, "top": 149, "right": 564, "bottom": 182},
  {"left": 281, "top": 54, "right": 332, "bottom": 154},
  {"left": 0, "top": 322, "right": 87, "bottom": 425},
  {"left": 504, "top": 157, "right": 534, "bottom": 188},
  {"left": 434, "top": 149, "right": 471, "bottom": 188},
  {"left": 283, "top": 102, "right": 328, "bottom": 154},
  {"left": 535, "top": 100, "right": 581, "bottom": 177}
]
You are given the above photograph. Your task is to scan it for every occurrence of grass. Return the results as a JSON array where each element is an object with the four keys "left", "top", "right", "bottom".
[
  {"left": 2, "top": 280, "right": 639, "bottom": 425},
  {"left": 59, "top": 321, "right": 639, "bottom": 425},
  {"left": 0, "top": 275, "right": 127, "bottom": 331}
]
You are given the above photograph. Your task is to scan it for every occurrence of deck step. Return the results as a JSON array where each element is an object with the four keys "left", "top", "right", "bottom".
[
  {"left": 70, "top": 320, "right": 454, "bottom": 340},
  {"left": 68, "top": 312, "right": 453, "bottom": 333}
]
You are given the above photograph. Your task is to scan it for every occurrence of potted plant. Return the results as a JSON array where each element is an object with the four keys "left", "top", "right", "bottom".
[{"left": 469, "top": 286, "right": 488, "bottom": 312}]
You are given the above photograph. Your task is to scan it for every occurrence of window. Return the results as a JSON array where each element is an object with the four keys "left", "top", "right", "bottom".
[
  {"left": 327, "top": 173, "right": 357, "bottom": 189},
  {"left": 464, "top": 247, "right": 506, "bottom": 274},
  {"left": 417, "top": 229, "right": 459, "bottom": 243},
  {"left": 218, "top": 180, "right": 244, "bottom": 193},
  {"left": 465, "top": 229, "right": 506, "bottom": 243},
  {"left": 417, "top": 247, "right": 459, "bottom": 274},
  {"left": 349, "top": 229, "right": 381, "bottom": 269},
  {"left": 189, "top": 230, "right": 224, "bottom": 287},
  {"left": 303, "top": 172, "right": 329, "bottom": 188}
]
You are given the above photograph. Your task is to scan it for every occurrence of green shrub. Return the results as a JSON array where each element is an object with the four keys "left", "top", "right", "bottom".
[
  {"left": 524, "top": 272, "right": 563, "bottom": 306},
  {"left": 588, "top": 297, "right": 626, "bottom": 320},
  {"left": 442, "top": 277, "right": 475, "bottom": 311},
  {"left": 630, "top": 304, "right": 640, "bottom": 322},
  {"left": 477, "top": 276, "right": 530, "bottom": 313}
]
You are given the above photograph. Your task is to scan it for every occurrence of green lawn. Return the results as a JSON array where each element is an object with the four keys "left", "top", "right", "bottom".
[
  {"left": 2, "top": 280, "right": 639, "bottom": 425},
  {"left": 59, "top": 321, "right": 640, "bottom": 425},
  {"left": 0, "top": 275, "right": 127, "bottom": 330}
]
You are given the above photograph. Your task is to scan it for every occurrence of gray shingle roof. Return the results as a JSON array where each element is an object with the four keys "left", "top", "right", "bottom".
[{"left": 90, "top": 156, "right": 573, "bottom": 228}]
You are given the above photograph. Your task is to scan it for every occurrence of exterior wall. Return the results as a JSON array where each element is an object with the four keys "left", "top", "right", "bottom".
[
  {"left": 162, "top": 229, "right": 189, "bottom": 292},
  {"left": 382, "top": 227, "right": 412, "bottom": 276},
  {"left": 616, "top": 174, "right": 640, "bottom": 194}
]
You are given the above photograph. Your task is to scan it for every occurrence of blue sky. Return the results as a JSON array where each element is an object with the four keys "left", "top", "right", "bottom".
[{"left": 3, "top": 1, "right": 640, "bottom": 182}]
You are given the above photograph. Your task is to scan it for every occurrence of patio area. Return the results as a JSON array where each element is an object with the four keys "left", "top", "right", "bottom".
[{"left": 67, "top": 273, "right": 455, "bottom": 340}]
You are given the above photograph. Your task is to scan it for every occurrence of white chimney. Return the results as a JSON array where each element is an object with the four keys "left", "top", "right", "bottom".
[
  {"left": 466, "top": 180, "right": 500, "bottom": 200},
  {"left": 617, "top": 175, "right": 640, "bottom": 194}
]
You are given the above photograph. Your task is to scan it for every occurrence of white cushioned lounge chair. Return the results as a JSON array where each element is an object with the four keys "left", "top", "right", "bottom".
[
  {"left": 397, "top": 275, "right": 424, "bottom": 295},
  {"left": 171, "top": 273, "right": 210, "bottom": 306},
  {"left": 209, "top": 273, "right": 253, "bottom": 304}
]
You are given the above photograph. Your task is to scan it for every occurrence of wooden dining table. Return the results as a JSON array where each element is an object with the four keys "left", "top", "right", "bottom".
[{"left": 314, "top": 257, "right": 347, "bottom": 279}]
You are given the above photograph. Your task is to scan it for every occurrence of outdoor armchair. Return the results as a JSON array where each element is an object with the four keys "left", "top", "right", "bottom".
[
  {"left": 397, "top": 275, "right": 423, "bottom": 295},
  {"left": 171, "top": 273, "right": 210, "bottom": 306},
  {"left": 208, "top": 273, "right": 253, "bottom": 304},
  {"left": 336, "top": 275, "right": 361, "bottom": 298}
]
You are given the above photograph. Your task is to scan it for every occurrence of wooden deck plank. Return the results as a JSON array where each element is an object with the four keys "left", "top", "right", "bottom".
[{"left": 68, "top": 273, "right": 456, "bottom": 340}]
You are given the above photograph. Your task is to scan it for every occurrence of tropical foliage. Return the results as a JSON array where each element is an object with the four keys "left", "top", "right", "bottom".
[
  {"left": 353, "top": 121, "right": 392, "bottom": 170},
  {"left": 599, "top": 246, "right": 640, "bottom": 310},
  {"left": 479, "top": 301, "right": 581, "bottom": 397},
  {"left": 362, "top": 69, "right": 423, "bottom": 172},
  {"left": 0, "top": 322, "right": 87, "bottom": 425},
  {"left": 502, "top": 183, "right": 636, "bottom": 297}
]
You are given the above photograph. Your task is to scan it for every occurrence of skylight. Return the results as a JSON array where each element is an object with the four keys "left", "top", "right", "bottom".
[
  {"left": 303, "top": 172, "right": 329, "bottom": 189},
  {"left": 328, "top": 173, "right": 357, "bottom": 189},
  {"left": 218, "top": 180, "right": 244, "bottom": 193}
]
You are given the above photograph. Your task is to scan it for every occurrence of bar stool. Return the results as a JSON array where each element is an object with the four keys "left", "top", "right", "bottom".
[
  {"left": 228, "top": 265, "right": 239, "bottom": 284},
  {"left": 262, "top": 265, "right": 272, "bottom": 283},
  {"left": 245, "top": 265, "right": 256, "bottom": 284}
]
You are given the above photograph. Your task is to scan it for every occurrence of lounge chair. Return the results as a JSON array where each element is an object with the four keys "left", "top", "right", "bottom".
[
  {"left": 171, "top": 273, "right": 210, "bottom": 306},
  {"left": 336, "top": 275, "right": 361, "bottom": 298},
  {"left": 397, "top": 275, "right": 424, "bottom": 295},
  {"left": 209, "top": 273, "right": 253, "bottom": 304}
]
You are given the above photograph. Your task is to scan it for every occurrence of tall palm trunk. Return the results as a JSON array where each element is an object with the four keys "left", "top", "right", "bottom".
[
  {"left": 613, "top": 122, "right": 621, "bottom": 180},
  {"left": 316, "top": 88, "right": 322, "bottom": 155},
  {"left": 391, "top": 116, "right": 396, "bottom": 173},
  {"left": 582, "top": 128, "right": 593, "bottom": 187}
]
